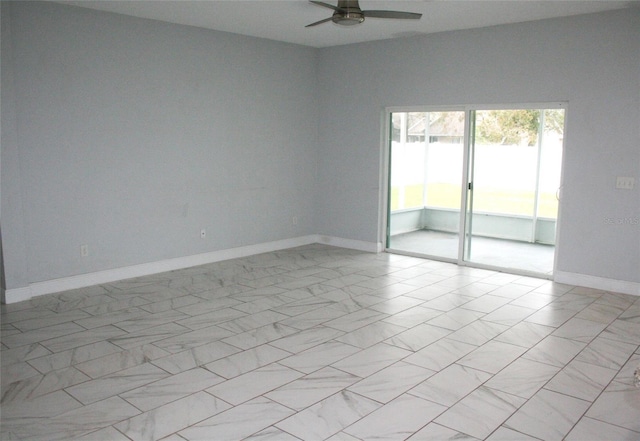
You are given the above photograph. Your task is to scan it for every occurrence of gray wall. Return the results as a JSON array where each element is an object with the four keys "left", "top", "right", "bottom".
[
  {"left": 316, "top": 9, "right": 640, "bottom": 284},
  {"left": 1, "top": 1, "right": 318, "bottom": 288},
  {"left": 2, "top": 2, "right": 639, "bottom": 293}
]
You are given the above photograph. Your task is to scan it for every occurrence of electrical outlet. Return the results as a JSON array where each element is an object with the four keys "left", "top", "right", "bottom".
[
  {"left": 200, "top": 228, "right": 206, "bottom": 238},
  {"left": 616, "top": 176, "right": 635, "bottom": 190},
  {"left": 80, "top": 244, "right": 89, "bottom": 257}
]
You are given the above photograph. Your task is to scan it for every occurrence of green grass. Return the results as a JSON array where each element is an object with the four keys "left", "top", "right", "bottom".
[{"left": 391, "top": 183, "right": 559, "bottom": 218}]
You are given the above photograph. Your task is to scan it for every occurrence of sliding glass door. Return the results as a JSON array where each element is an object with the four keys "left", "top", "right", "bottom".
[
  {"left": 387, "top": 105, "right": 565, "bottom": 277},
  {"left": 387, "top": 110, "right": 465, "bottom": 260},
  {"left": 465, "top": 108, "right": 564, "bottom": 274}
]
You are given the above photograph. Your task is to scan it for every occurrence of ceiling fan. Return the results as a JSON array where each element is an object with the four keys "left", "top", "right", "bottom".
[{"left": 306, "top": 1, "right": 422, "bottom": 27}]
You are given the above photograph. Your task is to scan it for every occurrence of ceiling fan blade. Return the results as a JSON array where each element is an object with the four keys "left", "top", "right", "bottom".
[
  {"left": 305, "top": 17, "right": 334, "bottom": 27},
  {"left": 363, "top": 10, "right": 422, "bottom": 20},
  {"left": 309, "top": 1, "right": 346, "bottom": 13}
]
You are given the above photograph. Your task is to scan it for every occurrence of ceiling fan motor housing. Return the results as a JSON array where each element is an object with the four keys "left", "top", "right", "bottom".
[
  {"left": 332, "top": 10, "right": 365, "bottom": 25},
  {"left": 333, "top": 0, "right": 364, "bottom": 25}
]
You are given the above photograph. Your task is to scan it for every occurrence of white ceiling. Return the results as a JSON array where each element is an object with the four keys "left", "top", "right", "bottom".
[{"left": 58, "top": 0, "right": 640, "bottom": 48}]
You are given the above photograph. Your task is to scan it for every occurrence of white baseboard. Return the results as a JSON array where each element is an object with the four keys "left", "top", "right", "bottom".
[
  {"left": 316, "top": 235, "right": 383, "bottom": 253},
  {"left": 10, "top": 239, "right": 635, "bottom": 304},
  {"left": 554, "top": 271, "right": 640, "bottom": 297},
  {"left": 3, "top": 235, "right": 382, "bottom": 304},
  {"left": 3, "top": 286, "right": 33, "bottom": 304}
]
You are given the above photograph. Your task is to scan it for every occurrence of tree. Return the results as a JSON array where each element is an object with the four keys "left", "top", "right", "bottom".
[
  {"left": 476, "top": 109, "right": 540, "bottom": 146},
  {"left": 543, "top": 109, "right": 565, "bottom": 135}
]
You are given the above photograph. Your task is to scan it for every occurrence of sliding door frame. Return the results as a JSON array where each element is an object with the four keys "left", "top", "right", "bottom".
[{"left": 380, "top": 102, "right": 567, "bottom": 279}]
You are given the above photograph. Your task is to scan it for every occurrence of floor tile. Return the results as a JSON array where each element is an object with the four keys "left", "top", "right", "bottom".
[
  {"left": 2, "top": 322, "right": 87, "bottom": 349},
  {"left": 114, "top": 309, "right": 190, "bottom": 333},
  {"left": 452, "top": 282, "right": 501, "bottom": 298},
  {"left": 27, "top": 340, "right": 121, "bottom": 374},
  {"left": 121, "top": 367, "right": 224, "bottom": 411},
  {"left": 278, "top": 340, "right": 361, "bottom": 374},
  {"left": 435, "top": 386, "right": 526, "bottom": 439},
  {"left": 509, "top": 291, "right": 555, "bottom": 309},
  {"left": 381, "top": 305, "right": 443, "bottom": 328},
  {"left": 485, "top": 427, "right": 540, "bottom": 441},
  {"left": 216, "top": 309, "right": 289, "bottom": 333},
  {"left": 544, "top": 359, "right": 618, "bottom": 401},
  {"left": 222, "top": 322, "right": 300, "bottom": 350},
  {"left": 481, "top": 304, "right": 536, "bottom": 327},
  {"left": 368, "top": 296, "right": 425, "bottom": 314},
  {"left": 0, "top": 360, "right": 42, "bottom": 386},
  {"left": 407, "top": 423, "right": 480, "bottom": 440},
  {"left": 206, "top": 363, "right": 303, "bottom": 405},
  {"left": 331, "top": 342, "right": 412, "bottom": 377},
  {"left": 460, "top": 295, "right": 512, "bottom": 314},
  {"left": 204, "top": 343, "right": 291, "bottom": 379},
  {"left": 265, "top": 366, "right": 360, "bottom": 410},
  {"left": 524, "top": 305, "right": 578, "bottom": 327},
  {"left": 484, "top": 358, "right": 560, "bottom": 399},
  {"left": 551, "top": 317, "right": 608, "bottom": 343},
  {"left": 244, "top": 426, "right": 301, "bottom": 441},
  {"left": 1, "top": 389, "right": 83, "bottom": 420},
  {"left": 404, "top": 337, "right": 476, "bottom": 372},
  {"left": 612, "top": 352, "right": 640, "bottom": 386},
  {"left": 109, "top": 322, "right": 190, "bottom": 351},
  {"left": 179, "top": 397, "right": 294, "bottom": 441},
  {"left": 458, "top": 340, "right": 527, "bottom": 374},
  {"left": 115, "top": 391, "right": 230, "bottom": 441},
  {"left": 575, "top": 335, "right": 637, "bottom": 370},
  {"left": 151, "top": 340, "right": 241, "bottom": 374},
  {"left": 493, "top": 321, "right": 554, "bottom": 348},
  {"left": 403, "top": 284, "right": 452, "bottom": 300},
  {"left": 384, "top": 323, "right": 451, "bottom": 352},
  {"left": 447, "top": 320, "right": 509, "bottom": 346},
  {"left": 138, "top": 294, "right": 201, "bottom": 314},
  {"left": 279, "top": 306, "right": 348, "bottom": 330},
  {"left": 484, "top": 283, "right": 533, "bottom": 300},
  {"left": 151, "top": 324, "right": 235, "bottom": 354},
  {"left": 409, "top": 363, "right": 491, "bottom": 407},
  {"left": 175, "top": 307, "right": 247, "bottom": 331},
  {"left": 574, "top": 302, "right": 625, "bottom": 324},
  {"left": 344, "top": 394, "right": 447, "bottom": 441},
  {"left": 12, "top": 309, "right": 92, "bottom": 332},
  {"left": 347, "top": 361, "right": 434, "bottom": 403},
  {"left": 323, "top": 308, "right": 389, "bottom": 332},
  {"left": 269, "top": 325, "right": 345, "bottom": 353},
  {"left": 71, "top": 426, "right": 133, "bottom": 441},
  {"left": 600, "top": 318, "right": 640, "bottom": 344},
  {"left": 2, "top": 344, "right": 52, "bottom": 368},
  {"left": 565, "top": 416, "right": 640, "bottom": 441},
  {"left": 335, "top": 320, "right": 407, "bottom": 349},
  {"left": 521, "top": 335, "right": 586, "bottom": 367},
  {"left": 585, "top": 380, "right": 640, "bottom": 432},
  {"left": 2, "top": 366, "right": 90, "bottom": 403},
  {"left": 325, "top": 432, "right": 362, "bottom": 441},
  {"left": 421, "top": 293, "right": 475, "bottom": 312},
  {"left": 74, "top": 307, "right": 149, "bottom": 330},
  {"left": 3, "top": 396, "right": 140, "bottom": 441},
  {"left": 504, "top": 389, "right": 590, "bottom": 441},
  {"left": 426, "top": 308, "right": 485, "bottom": 331},
  {"left": 66, "top": 363, "right": 169, "bottom": 405},
  {"left": 275, "top": 391, "right": 381, "bottom": 441}
]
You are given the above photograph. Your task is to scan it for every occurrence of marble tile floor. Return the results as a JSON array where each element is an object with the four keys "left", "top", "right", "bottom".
[{"left": 1, "top": 244, "right": 639, "bottom": 441}]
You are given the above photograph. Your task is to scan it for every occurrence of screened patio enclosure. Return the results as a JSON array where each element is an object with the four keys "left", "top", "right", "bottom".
[{"left": 386, "top": 107, "right": 565, "bottom": 277}]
